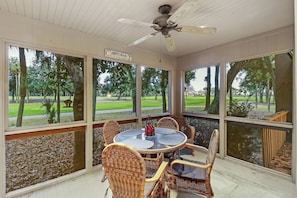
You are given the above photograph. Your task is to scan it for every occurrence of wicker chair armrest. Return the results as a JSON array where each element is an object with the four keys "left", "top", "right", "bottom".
[
  {"left": 187, "top": 125, "right": 195, "bottom": 140},
  {"left": 185, "top": 143, "right": 208, "bottom": 153},
  {"left": 146, "top": 161, "right": 168, "bottom": 182},
  {"left": 170, "top": 159, "right": 211, "bottom": 174}
]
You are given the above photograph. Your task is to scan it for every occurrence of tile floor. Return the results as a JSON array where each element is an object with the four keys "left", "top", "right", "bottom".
[{"left": 13, "top": 152, "right": 297, "bottom": 198}]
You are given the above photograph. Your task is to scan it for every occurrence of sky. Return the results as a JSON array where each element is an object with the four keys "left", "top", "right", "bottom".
[
  {"left": 8, "top": 47, "right": 35, "bottom": 66},
  {"left": 189, "top": 67, "right": 216, "bottom": 92},
  {"left": 188, "top": 66, "right": 241, "bottom": 92}
]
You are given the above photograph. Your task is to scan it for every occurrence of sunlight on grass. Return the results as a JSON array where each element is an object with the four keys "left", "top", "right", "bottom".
[{"left": 8, "top": 95, "right": 276, "bottom": 127}]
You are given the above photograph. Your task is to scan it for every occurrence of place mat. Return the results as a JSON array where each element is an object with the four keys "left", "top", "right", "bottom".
[
  {"left": 121, "top": 129, "right": 144, "bottom": 136},
  {"left": 155, "top": 127, "right": 176, "bottom": 135},
  {"left": 158, "top": 134, "right": 184, "bottom": 145},
  {"left": 120, "top": 138, "right": 154, "bottom": 149}
]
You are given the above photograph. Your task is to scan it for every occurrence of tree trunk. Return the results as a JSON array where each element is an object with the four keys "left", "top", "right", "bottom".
[
  {"left": 56, "top": 56, "right": 61, "bottom": 122},
  {"left": 255, "top": 84, "right": 258, "bottom": 108},
  {"left": 161, "top": 70, "right": 168, "bottom": 112},
  {"left": 204, "top": 67, "right": 211, "bottom": 111},
  {"left": 208, "top": 66, "right": 220, "bottom": 114},
  {"left": 16, "top": 48, "right": 27, "bottom": 127},
  {"left": 92, "top": 63, "right": 97, "bottom": 120},
  {"left": 259, "top": 88, "right": 264, "bottom": 103},
  {"left": 226, "top": 61, "right": 247, "bottom": 108},
  {"left": 63, "top": 56, "right": 85, "bottom": 171},
  {"left": 132, "top": 90, "right": 136, "bottom": 112},
  {"left": 274, "top": 53, "right": 293, "bottom": 122}
]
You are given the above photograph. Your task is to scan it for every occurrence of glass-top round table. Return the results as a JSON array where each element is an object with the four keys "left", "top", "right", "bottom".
[{"left": 113, "top": 127, "right": 187, "bottom": 154}]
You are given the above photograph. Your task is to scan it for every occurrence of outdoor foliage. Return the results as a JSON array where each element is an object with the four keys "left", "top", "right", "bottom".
[
  {"left": 227, "top": 100, "right": 254, "bottom": 117},
  {"left": 41, "top": 99, "right": 57, "bottom": 123},
  {"left": 184, "top": 66, "right": 220, "bottom": 114},
  {"left": 9, "top": 46, "right": 84, "bottom": 127}
]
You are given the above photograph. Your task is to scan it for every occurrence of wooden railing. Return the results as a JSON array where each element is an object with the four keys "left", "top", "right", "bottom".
[{"left": 262, "top": 111, "right": 288, "bottom": 167}]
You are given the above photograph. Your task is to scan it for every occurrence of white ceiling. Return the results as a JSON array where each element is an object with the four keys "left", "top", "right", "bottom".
[{"left": 0, "top": 0, "right": 294, "bottom": 57}]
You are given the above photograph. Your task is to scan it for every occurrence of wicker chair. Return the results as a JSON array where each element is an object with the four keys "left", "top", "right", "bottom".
[
  {"left": 102, "top": 120, "right": 163, "bottom": 178},
  {"left": 166, "top": 129, "right": 219, "bottom": 198},
  {"left": 171, "top": 116, "right": 196, "bottom": 156},
  {"left": 156, "top": 117, "right": 179, "bottom": 130},
  {"left": 101, "top": 120, "right": 121, "bottom": 182},
  {"left": 102, "top": 143, "right": 168, "bottom": 198},
  {"left": 143, "top": 153, "right": 165, "bottom": 178},
  {"left": 156, "top": 117, "right": 180, "bottom": 159},
  {"left": 102, "top": 120, "right": 121, "bottom": 147}
]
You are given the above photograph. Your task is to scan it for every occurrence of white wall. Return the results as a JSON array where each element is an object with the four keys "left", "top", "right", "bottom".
[{"left": 177, "top": 25, "right": 294, "bottom": 69}]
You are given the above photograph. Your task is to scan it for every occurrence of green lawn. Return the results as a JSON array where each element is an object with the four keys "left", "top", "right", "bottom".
[
  {"left": 9, "top": 96, "right": 167, "bottom": 117},
  {"left": 9, "top": 95, "right": 272, "bottom": 117},
  {"left": 9, "top": 102, "right": 74, "bottom": 117},
  {"left": 184, "top": 96, "right": 212, "bottom": 106},
  {"left": 8, "top": 95, "right": 276, "bottom": 127}
]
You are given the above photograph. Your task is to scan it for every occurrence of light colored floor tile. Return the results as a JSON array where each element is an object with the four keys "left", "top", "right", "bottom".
[{"left": 13, "top": 152, "right": 297, "bottom": 198}]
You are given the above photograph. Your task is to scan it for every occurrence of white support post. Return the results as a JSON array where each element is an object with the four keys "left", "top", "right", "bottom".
[
  {"left": 85, "top": 55, "right": 93, "bottom": 171},
  {"left": 0, "top": 40, "right": 6, "bottom": 197}
]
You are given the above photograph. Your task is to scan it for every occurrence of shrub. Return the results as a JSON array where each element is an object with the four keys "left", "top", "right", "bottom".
[{"left": 227, "top": 100, "right": 254, "bottom": 117}]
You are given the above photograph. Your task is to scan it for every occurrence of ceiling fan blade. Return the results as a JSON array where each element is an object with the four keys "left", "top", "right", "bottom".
[
  {"left": 128, "top": 32, "right": 158, "bottom": 46},
  {"left": 178, "top": 26, "right": 216, "bottom": 34},
  {"left": 118, "top": 18, "right": 157, "bottom": 28},
  {"left": 164, "top": 35, "right": 176, "bottom": 51},
  {"left": 167, "top": 0, "right": 199, "bottom": 25}
]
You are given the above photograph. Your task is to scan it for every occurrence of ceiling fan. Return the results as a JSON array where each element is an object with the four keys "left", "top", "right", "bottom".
[{"left": 118, "top": 0, "right": 216, "bottom": 52}]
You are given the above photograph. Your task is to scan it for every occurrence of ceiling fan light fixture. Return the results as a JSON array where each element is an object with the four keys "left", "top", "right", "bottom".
[{"left": 164, "top": 35, "right": 176, "bottom": 51}]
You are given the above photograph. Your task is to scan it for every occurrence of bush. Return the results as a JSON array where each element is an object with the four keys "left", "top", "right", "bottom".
[{"left": 227, "top": 100, "right": 254, "bottom": 117}]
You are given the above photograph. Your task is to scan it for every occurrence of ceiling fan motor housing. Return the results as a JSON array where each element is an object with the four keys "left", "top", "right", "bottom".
[
  {"left": 158, "top": 4, "right": 171, "bottom": 14},
  {"left": 153, "top": 4, "right": 178, "bottom": 35}
]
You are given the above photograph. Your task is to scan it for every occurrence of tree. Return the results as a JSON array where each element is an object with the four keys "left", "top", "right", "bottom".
[
  {"left": 160, "top": 70, "right": 168, "bottom": 112},
  {"left": 93, "top": 60, "right": 137, "bottom": 113},
  {"left": 274, "top": 52, "right": 293, "bottom": 122},
  {"left": 142, "top": 67, "right": 168, "bottom": 112},
  {"left": 9, "top": 57, "right": 20, "bottom": 103},
  {"left": 184, "top": 70, "right": 196, "bottom": 86},
  {"left": 92, "top": 61, "right": 98, "bottom": 121},
  {"left": 27, "top": 66, "right": 43, "bottom": 96},
  {"left": 16, "top": 47, "right": 27, "bottom": 127},
  {"left": 227, "top": 61, "right": 248, "bottom": 108},
  {"left": 124, "top": 64, "right": 137, "bottom": 112},
  {"left": 62, "top": 56, "right": 84, "bottom": 120},
  {"left": 31, "top": 51, "right": 72, "bottom": 122},
  {"left": 62, "top": 55, "right": 85, "bottom": 171},
  {"left": 184, "top": 70, "right": 196, "bottom": 97},
  {"left": 237, "top": 57, "right": 275, "bottom": 111},
  {"left": 56, "top": 56, "right": 61, "bottom": 122},
  {"left": 142, "top": 67, "right": 160, "bottom": 98},
  {"left": 204, "top": 67, "right": 211, "bottom": 111},
  {"left": 208, "top": 65, "right": 220, "bottom": 114},
  {"left": 227, "top": 55, "right": 277, "bottom": 115}
]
